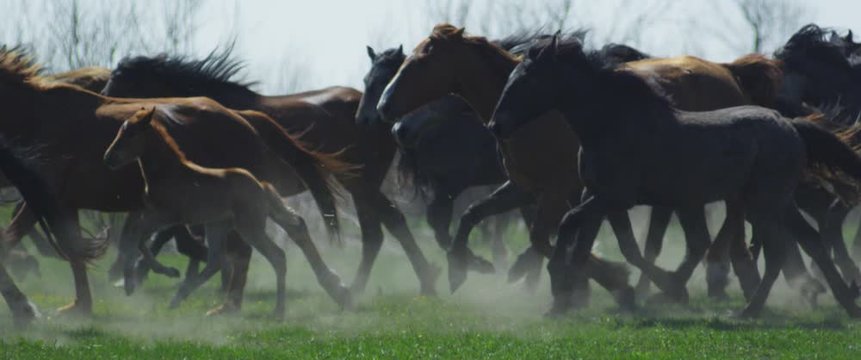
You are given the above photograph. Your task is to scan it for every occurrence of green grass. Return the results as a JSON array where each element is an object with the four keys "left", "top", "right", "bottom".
[{"left": 2, "top": 210, "right": 861, "bottom": 359}]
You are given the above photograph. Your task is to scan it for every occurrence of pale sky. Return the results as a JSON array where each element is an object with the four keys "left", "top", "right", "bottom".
[
  {"left": 187, "top": 0, "right": 860, "bottom": 93},
  {"left": 4, "top": 0, "right": 860, "bottom": 93}
]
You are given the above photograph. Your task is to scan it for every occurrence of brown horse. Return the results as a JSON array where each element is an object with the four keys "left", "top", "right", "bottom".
[
  {"left": 376, "top": 25, "right": 802, "bottom": 302},
  {"left": 0, "top": 46, "right": 348, "bottom": 315},
  {"left": 104, "top": 107, "right": 349, "bottom": 316},
  {"left": 101, "top": 52, "right": 440, "bottom": 298}
]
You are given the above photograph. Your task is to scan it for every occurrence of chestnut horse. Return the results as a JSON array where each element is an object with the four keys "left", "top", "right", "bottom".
[
  {"left": 101, "top": 51, "right": 440, "bottom": 299},
  {"left": 0, "top": 46, "right": 347, "bottom": 315},
  {"left": 376, "top": 25, "right": 798, "bottom": 301},
  {"left": 104, "top": 107, "right": 350, "bottom": 316}
]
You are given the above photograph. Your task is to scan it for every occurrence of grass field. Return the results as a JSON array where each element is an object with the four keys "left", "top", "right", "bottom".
[{"left": 2, "top": 208, "right": 860, "bottom": 359}]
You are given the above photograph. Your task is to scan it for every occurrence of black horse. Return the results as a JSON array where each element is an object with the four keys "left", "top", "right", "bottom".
[
  {"left": 489, "top": 35, "right": 861, "bottom": 318},
  {"left": 774, "top": 24, "right": 861, "bottom": 281},
  {"left": 357, "top": 43, "right": 545, "bottom": 288}
]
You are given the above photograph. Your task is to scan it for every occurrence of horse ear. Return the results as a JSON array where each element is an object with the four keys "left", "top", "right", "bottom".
[
  {"left": 454, "top": 27, "right": 465, "bottom": 38},
  {"left": 366, "top": 46, "right": 376, "bottom": 61},
  {"left": 847, "top": 30, "right": 855, "bottom": 43},
  {"left": 536, "top": 34, "right": 559, "bottom": 63},
  {"left": 397, "top": 44, "right": 404, "bottom": 55}
]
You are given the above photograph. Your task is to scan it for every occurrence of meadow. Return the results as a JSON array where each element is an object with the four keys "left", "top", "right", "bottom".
[{"left": 2, "top": 207, "right": 860, "bottom": 359}]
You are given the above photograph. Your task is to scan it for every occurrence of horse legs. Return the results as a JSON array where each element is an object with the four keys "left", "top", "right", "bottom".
[
  {"left": 0, "top": 261, "right": 38, "bottom": 327},
  {"left": 233, "top": 222, "right": 287, "bottom": 318},
  {"left": 133, "top": 227, "right": 181, "bottom": 284},
  {"left": 170, "top": 222, "right": 231, "bottom": 310},
  {"left": 738, "top": 217, "right": 786, "bottom": 318},
  {"left": 822, "top": 200, "right": 861, "bottom": 284},
  {"left": 449, "top": 180, "right": 531, "bottom": 293},
  {"left": 718, "top": 197, "right": 759, "bottom": 300},
  {"left": 547, "top": 196, "right": 631, "bottom": 315},
  {"left": 672, "top": 207, "right": 712, "bottom": 293},
  {"left": 374, "top": 190, "right": 439, "bottom": 296},
  {"left": 348, "top": 194, "right": 385, "bottom": 297},
  {"left": 427, "top": 194, "right": 455, "bottom": 250},
  {"left": 220, "top": 232, "right": 250, "bottom": 311},
  {"left": 784, "top": 205, "right": 861, "bottom": 318},
  {"left": 509, "top": 190, "right": 567, "bottom": 290},
  {"left": 269, "top": 203, "right": 351, "bottom": 308},
  {"left": 780, "top": 239, "right": 826, "bottom": 307},
  {"left": 635, "top": 206, "right": 672, "bottom": 297}
]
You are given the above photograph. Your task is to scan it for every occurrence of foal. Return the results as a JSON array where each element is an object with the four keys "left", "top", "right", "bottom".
[{"left": 104, "top": 107, "right": 350, "bottom": 316}]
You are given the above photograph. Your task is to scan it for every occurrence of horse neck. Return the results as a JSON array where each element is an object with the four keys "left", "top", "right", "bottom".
[
  {"left": 136, "top": 130, "right": 190, "bottom": 190},
  {"left": 3, "top": 84, "right": 101, "bottom": 140},
  {"left": 455, "top": 46, "right": 518, "bottom": 121}
]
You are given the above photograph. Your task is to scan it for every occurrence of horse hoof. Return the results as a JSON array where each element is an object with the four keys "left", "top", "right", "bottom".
[
  {"left": 12, "top": 301, "right": 40, "bottom": 327},
  {"left": 544, "top": 298, "right": 574, "bottom": 318},
  {"left": 205, "top": 302, "right": 239, "bottom": 317},
  {"left": 615, "top": 287, "right": 637, "bottom": 312},
  {"left": 707, "top": 288, "right": 730, "bottom": 302},
  {"left": 56, "top": 301, "right": 91, "bottom": 317},
  {"left": 508, "top": 249, "right": 542, "bottom": 283},
  {"left": 168, "top": 298, "right": 183, "bottom": 310},
  {"left": 447, "top": 251, "right": 469, "bottom": 293},
  {"left": 334, "top": 285, "right": 355, "bottom": 311},
  {"left": 420, "top": 264, "right": 441, "bottom": 297},
  {"left": 634, "top": 276, "right": 651, "bottom": 298},
  {"left": 468, "top": 255, "right": 496, "bottom": 274},
  {"left": 161, "top": 267, "right": 181, "bottom": 278}
]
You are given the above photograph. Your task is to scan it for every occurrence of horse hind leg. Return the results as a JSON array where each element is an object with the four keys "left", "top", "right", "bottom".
[
  {"left": 822, "top": 200, "right": 861, "bottom": 284},
  {"left": 347, "top": 194, "right": 384, "bottom": 298},
  {"left": 785, "top": 205, "right": 861, "bottom": 317},
  {"left": 426, "top": 195, "right": 455, "bottom": 250},
  {"left": 671, "top": 207, "right": 712, "bottom": 299},
  {"left": 269, "top": 200, "right": 351, "bottom": 309},
  {"left": 738, "top": 217, "right": 785, "bottom": 318},
  {"left": 234, "top": 223, "right": 287, "bottom": 318}
]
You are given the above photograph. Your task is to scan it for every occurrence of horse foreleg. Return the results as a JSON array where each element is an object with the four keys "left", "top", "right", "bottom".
[
  {"left": 375, "top": 190, "right": 438, "bottom": 296},
  {"left": 635, "top": 206, "right": 672, "bottom": 297},
  {"left": 509, "top": 191, "right": 566, "bottom": 290},
  {"left": 674, "top": 207, "right": 712, "bottom": 295},
  {"left": 0, "top": 261, "right": 38, "bottom": 327},
  {"left": 720, "top": 197, "right": 759, "bottom": 301},
  {"left": 449, "top": 181, "right": 531, "bottom": 293},
  {"left": 171, "top": 222, "right": 230, "bottom": 309},
  {"left": 546, "top": 195, "right": 608, "bottom": 315},
  {"left": 427, "top": 194, "right": 455, "bottom": 250}
]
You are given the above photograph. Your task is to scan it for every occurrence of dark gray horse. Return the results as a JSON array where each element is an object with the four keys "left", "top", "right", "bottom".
[
  {"left": 358, "top": 46, "right": 540, "bottom": 287},
  {"left": 489, "top": 35, "right": 861, "bottom": 318}
]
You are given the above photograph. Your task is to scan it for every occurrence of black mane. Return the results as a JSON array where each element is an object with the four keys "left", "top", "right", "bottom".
[
  {"left": 527, "top": 37, "right": 673, "bottom": 118},
  {"left": 113, "top": 45, "right": 259, "bottom": 98},
  {"left": 774, "top": 24, "right": 853, "bottom": 73},
  {"left": 497, "top": 29, "right": 588, "bottom": 55}
]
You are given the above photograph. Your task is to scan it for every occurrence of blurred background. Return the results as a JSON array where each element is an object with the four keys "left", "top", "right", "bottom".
[{"left": 0, "top": 0, "right": 855, "bottom": 95}]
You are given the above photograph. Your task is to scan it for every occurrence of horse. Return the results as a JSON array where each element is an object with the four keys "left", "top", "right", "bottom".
[
  {"left": 104, "top": 107, "right": 349, "bottom": 316},
  {"left": 375, "top": 25, "right": 791, "bottom": 302},
  {"left": 0, "top": 46, "right": 347, "bottom": 315},
  {"left": 358, "top": 44, "right": 540, "bottom": 287},
  {"left": 488, "top": 35, "right": 861, "bottom": 318},
  {"left": 773, "top": 24, "right": 861, "bottom": 281},
  {"left": 392, "top": 94, "right": 538, "bottom": 280},
  {"left": 101, "top": 50, "right": 440, "bottom": 299}
]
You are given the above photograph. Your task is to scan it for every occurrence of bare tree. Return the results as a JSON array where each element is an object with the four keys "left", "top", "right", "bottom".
[{"left": 705, "top": 0, "right": 810, "bottom": 55}]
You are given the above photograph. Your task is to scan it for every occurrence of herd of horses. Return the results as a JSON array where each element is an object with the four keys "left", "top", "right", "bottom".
[{"left": 2, "top": 22, "right": 861, "bottom": 327}]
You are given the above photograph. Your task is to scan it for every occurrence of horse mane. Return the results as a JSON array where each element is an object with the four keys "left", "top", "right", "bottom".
[
  {"left": 775, "top": 24, "right": 853, "bottom": 73},
  {"left": 113, "top": 46, "right": 259, "bottom": 99},
  {"left": 529, "top": 37, "right": 674, "bottom": 122},
  {"left": 723, "top": 54, "right": 783, "bottom": 107},
  {"left": 598, "top": 43, "right": 651, "bottom": 65},
  {"left": 0, "top": 45, "right": 45, "bottom": 87}
]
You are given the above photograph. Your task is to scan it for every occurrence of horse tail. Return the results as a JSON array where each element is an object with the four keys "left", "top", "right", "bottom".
[
  {"left": 241, "top": 111, "right": 357, "bottom": 244},
  {"left": 792, "top": 117, "right": 861, "bottom": 202},
  {"left": 395, "top": 148, "right": 432, "bottom": 200},
  {"left": 724, "top": 54, "right": 783, "bottom": 108},
  {"left": 0, "top": 141, "right": 106, "bottom": 262}
]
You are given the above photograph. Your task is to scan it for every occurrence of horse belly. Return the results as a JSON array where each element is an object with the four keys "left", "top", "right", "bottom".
[{"left": 499, "top": 112, "right": 579, "bottom": 193}]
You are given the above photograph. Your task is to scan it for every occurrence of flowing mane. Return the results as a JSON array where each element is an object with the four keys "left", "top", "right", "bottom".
[
  {"left": 775, "top": 24, "right": 853, "bottom": 73},
  {"left": 113, "top": 46, "right": 259, "bottom": 99},
  {"left": 0, "top": 45, "right": 44, "bottom": 86}
]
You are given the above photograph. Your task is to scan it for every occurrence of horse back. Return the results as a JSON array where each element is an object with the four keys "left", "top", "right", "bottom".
[{"left": 625, "top": 56, "right": 749, "bottom": 111}]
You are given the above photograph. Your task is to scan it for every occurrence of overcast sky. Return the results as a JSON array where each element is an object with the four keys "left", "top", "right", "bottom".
[
  {"left": 4, "top": 0, "right": 859, "bottom": 93},
  {"left": 186, "top": 0, "right": 859, "bottom": 93}
]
